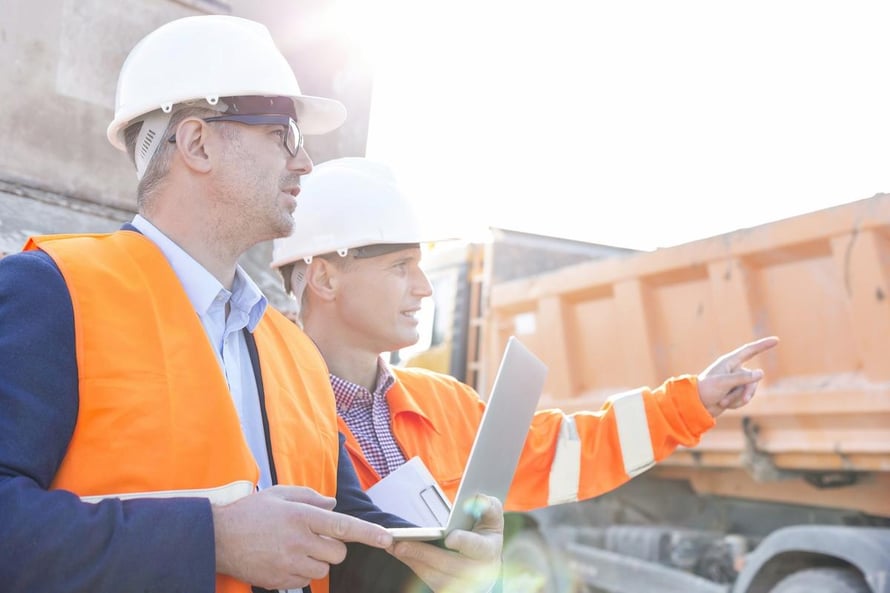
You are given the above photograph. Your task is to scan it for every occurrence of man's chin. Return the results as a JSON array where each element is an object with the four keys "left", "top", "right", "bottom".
[
  {"left": 271, "top": 217, "right": 294, "bottom": 239},
  {"left": 390, "top": 332, "right": 421, "bottom": 353}
]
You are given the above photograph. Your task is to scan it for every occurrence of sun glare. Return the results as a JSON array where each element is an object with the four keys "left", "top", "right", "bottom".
[{"left": 364, "top": 1, "right": 890, "bottom": 251}]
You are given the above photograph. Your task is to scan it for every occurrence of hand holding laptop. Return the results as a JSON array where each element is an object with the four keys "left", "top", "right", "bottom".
[{"left": 389, "top": 493, "right": 505, "bottom": 593}]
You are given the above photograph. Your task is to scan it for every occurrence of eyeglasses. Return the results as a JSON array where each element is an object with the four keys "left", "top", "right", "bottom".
[{"left": 167, "top": 114, "right": 303, "bottom": 157}]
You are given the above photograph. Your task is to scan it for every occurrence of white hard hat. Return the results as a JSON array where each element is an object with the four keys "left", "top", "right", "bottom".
[
  {"left": 271, "top": 157, "right": 452, "bottom": 269},
  {"left": 106, "top": 15, "right": 346, "bottom": 152}
]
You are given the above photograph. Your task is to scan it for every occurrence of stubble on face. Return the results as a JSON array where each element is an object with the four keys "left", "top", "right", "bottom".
[{"left": 213, "top": 126, "right": 298, "bottom": 248}]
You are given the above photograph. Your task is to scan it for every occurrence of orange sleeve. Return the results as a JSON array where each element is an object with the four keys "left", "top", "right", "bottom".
[{"left": 506, "top": 376, "right": 715, "bottom": 511}]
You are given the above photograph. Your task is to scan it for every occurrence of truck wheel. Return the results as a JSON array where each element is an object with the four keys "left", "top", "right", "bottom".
[
  {"left": 502, "top": 528, "right": 567, "bottom": 593},
  {"left": 770, "top": 567, "right": 870, "bottom": 593}
]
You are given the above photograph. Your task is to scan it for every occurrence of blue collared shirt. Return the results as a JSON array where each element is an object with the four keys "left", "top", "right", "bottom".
[{"left": 131, "top": 215, "right": 273, "bottom": 489}]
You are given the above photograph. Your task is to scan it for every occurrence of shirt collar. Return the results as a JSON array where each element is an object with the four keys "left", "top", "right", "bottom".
[
  {"left": 332, "top": 358, "right": 396, "bottom": 414},
  {"left": 130, "top": 215, "right": 267, "bottom": 330},
  {"left": 378, "top": 366, "right": 442, "bottom": 435},
  {"left": 330, "top": 362, "right": 442, "bottom": 435}
]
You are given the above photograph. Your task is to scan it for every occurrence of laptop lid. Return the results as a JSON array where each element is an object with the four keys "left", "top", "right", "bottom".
[{"left": 387, "top": 336, "right": 548, "bottom": 540}]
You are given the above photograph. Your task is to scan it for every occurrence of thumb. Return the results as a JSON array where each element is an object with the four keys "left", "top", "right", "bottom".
[
  {"left": 720, "top": 380, "right": 759, "bottom": 409},
  {"left": 712, "top": 368, "right": 763, "bottom": 394},
  {"left": 468, "top": 494, "right": 504, "bottom": 534}
]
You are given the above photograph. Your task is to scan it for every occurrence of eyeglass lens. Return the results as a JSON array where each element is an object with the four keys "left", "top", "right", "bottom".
[{"left": 285, "top": 119, "right": 302, "bottom": 157}]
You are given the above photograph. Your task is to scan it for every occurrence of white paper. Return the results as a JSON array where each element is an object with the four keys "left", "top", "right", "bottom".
[{"left": 366, "top": 456, "right": 452, "bottom": 527}]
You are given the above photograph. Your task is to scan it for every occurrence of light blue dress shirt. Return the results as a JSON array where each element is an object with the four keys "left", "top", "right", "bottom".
[{"left": 131, "top": 215, "right": 273, "bottom": 489}]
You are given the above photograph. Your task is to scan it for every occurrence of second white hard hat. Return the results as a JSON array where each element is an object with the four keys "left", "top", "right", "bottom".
[{"left": 271, "top": 157, "right": 452, "bottom": 269}]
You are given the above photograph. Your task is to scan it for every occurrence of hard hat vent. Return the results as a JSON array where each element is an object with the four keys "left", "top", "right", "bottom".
[{"left": 138, "top": 129, "right": 156, "bottom": 160}]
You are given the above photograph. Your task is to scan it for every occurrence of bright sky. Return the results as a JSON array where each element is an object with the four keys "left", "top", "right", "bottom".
[{"left": 349, "top": 0, "right": 890, "bottom": 251}]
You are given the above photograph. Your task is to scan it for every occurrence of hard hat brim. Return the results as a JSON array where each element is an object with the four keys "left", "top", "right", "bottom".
[
  {"left": 106, "top": 92, "right": 346, "bottom": 151},
  {"left": 293, "top": 94, "right": 347, "bottom": 136}
]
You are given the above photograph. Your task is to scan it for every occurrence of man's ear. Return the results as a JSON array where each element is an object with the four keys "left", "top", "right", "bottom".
[
  {"left": 305, "top": 258, "right": 338, "bottom": 302},
  {"left": 171, "top": 118, "right": 212, "bottom": 173}
]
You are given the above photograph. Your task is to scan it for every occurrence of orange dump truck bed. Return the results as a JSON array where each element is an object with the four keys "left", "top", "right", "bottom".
[{"left": 483, "top": 194, "right": 890, "bottom": 517}]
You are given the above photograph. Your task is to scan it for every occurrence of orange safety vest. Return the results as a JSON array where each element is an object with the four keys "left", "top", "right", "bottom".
[
  {"left": 340, "top": 366, "right": 715, "bottom": 511},
  {"left": 25, "top": 231, "right": 338, "bottom": 593}
]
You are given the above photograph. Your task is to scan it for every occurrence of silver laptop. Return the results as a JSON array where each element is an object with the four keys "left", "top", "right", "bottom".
[{"left": 387, "top": 336, "right": 548, "bottom": 541}]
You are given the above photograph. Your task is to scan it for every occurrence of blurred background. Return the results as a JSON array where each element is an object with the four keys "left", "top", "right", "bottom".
[{"left": 2, "top": 0, "right": 889, "bottom": 301}]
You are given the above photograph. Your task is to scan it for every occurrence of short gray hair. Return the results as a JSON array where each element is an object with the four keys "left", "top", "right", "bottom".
[{"left": 123, "top": 106, "right": 222, "bottom": 211}]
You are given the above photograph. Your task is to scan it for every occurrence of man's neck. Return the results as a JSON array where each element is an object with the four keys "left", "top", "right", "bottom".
[
  {"left": 307, "top": 328, "right": 380, "bottom": 391},
  {"left": 140, "top": 212, "right": 239, "bottom": 290}
]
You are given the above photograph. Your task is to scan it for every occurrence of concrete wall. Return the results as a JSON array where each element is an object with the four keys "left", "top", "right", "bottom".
[
  {"left": 0, "top": 0, "right": 374, "bottom": 310},
  {"left": 1, "top": 0, "right": 201, "bottom": 211}
]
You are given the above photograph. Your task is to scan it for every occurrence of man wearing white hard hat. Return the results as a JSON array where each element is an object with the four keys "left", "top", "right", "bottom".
[
  {"left": 271, "top": 157, "right": 778, "bottom": 575},
  {"left": 0, "top": 15, "right": 502, "bottom": 593}
]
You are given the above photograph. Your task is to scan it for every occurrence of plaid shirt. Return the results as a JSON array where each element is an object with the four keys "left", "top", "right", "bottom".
[{"left": 331, "top": 360, "right": 407, "bottom": 478}]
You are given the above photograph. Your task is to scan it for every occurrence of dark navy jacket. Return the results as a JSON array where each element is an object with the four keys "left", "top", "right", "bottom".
[{"left": 0, "top": 246, "right": 417, "bottom": 593}]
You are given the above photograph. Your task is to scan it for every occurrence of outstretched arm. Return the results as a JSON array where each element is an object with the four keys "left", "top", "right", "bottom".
[{"left": 508, "top": 336, "right": 779, "bottom": 510}]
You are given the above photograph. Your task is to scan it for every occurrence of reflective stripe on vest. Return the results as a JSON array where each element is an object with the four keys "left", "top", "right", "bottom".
[
  {"left": 608, "top": 388, "right": 656, "bottom": 477},
  {"left": 547, "top": 415, "right": 582, "bottom": 505},
  {"left": 80, "top": 480, "right": 255, "bottom": 505}
]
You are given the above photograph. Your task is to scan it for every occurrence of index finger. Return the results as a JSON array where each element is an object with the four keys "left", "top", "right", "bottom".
[
  {"left": 267, "top": 484, "right": 337, "bottom": 510},
  {"left": 723, "top": 336, "right": 779, "bottom": 367},
  {"left": 306, "top": 508, "right": 393, "bottom": 549}
]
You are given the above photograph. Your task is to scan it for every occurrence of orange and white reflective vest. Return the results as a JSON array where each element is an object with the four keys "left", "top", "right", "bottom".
[
  {"left": 25, "top": 231, "right": 339, "bottom": 593},
  {"left": 340, "top": 365, "right": 715, "bottom": 511}
]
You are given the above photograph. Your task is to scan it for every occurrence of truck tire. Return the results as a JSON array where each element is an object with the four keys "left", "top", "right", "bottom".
[
  {"left": 502, "top": 528, "right": 565, "bottom": 593},
  {"left": 769, "top": 567, "right": 871, "bottom": 593}
]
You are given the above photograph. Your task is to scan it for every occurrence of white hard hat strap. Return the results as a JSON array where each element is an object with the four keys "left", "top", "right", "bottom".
[
  {"left": 134, "top": 110, "right": 173, "bottom": 180},
  {"left": 289, "top": 261, "right": 310, "bottom": 317}
]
